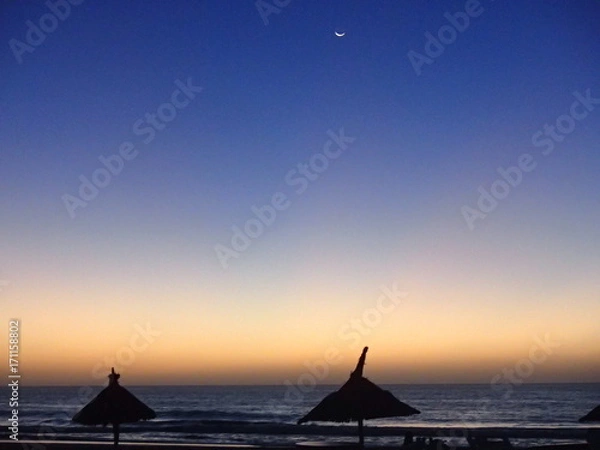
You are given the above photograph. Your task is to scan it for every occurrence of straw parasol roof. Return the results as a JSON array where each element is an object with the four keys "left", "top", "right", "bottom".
[
  {"left": 580, "top": 404, "right": 600, "bottom": 423},
  {"left": 72, "top": 368, "right": 156, "bottom": 445},
  {"left": 298, "top": 347, "right": 420, "bottom": 447}
]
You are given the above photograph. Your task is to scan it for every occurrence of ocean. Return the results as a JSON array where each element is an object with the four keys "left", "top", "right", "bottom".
[{"left": 2, "top": 383, "right": 599, "bottom": 447}]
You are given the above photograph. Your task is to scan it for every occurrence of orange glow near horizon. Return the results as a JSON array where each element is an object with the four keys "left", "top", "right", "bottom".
[
  {"left": 3, "top": 0, "right": 600, "bottom": 394},
  {"left": 5, "top": 235, "right": 600, "bottom": 386},
  {"left": 19, "top": 345, "right": 600, "bottom": 386},
  {"left": 10, "top": 295, "right": 600, "bottom": 386}
]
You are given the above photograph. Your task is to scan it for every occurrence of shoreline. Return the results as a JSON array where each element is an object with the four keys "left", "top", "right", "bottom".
[
  {"left": 0, "top": 440, "right": 592, "bottom": 450},
  {"left": 11, "top": 424, "right": 599, "bottom": 438}
]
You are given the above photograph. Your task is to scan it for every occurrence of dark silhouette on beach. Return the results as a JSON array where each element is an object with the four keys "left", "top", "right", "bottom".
[
  {"left": 579, "top": 405, "right": 600, "bottom": 450},
  {"left": 298, "top": 346, "right": 420, "bottom": 447},
  {"left": 72, "top": 368, "right": 156, "bottom": 445},
  {"left": 579, "top": 404, "right": 600, "bottom": 423}
]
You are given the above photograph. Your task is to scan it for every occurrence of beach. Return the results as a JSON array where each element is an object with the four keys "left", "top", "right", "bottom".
[
  {"left": 2, "top": 425, "right": 596, "bottom": 450},
  {"left": 0, "top": 440, "right": 592, "bottom": 450},
  {"left": 3, "top": 384, "right": 598, "bottom": 450}
]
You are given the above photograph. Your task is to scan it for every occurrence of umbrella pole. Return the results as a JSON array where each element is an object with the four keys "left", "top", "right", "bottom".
[
  {"left": 358, "top": 418, "right": 364, "bottom": 448},
  {"left": 113, "top": 423, "right": 120, "bottom": 446}
]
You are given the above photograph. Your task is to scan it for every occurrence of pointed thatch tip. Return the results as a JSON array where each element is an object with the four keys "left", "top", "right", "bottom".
[
  {"left": 351, "top": 346, "right": 369, "bottom": 378},
  {"left": 108, "top": 367, "right": 121, "bottom": 385}
]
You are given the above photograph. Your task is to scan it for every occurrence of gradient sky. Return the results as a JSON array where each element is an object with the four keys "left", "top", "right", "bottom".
[{"left": 1, "top": 1, "right": 599, "bottom": 386}]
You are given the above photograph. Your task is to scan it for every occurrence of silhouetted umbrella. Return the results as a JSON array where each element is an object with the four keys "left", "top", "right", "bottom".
[
  {"left": 298, "top": 347, "right": 420, "bottom": 447},
  {"left": 580, "top": 404, "right": 600, "bottom": 422},
  {"left": 72, "top": 368, "right": 156, "bottom": 445}
]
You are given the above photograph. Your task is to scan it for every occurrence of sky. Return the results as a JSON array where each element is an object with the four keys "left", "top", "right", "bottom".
[{"left": 1, "top": 0, "right": 599, "bottom": 386}]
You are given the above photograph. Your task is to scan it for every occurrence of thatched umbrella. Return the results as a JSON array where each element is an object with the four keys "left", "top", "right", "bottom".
[
  {"left": 298, "top": 347, "right": 420, "bottom": 447},
  {"left": 72, "top": 368, "right": 156, "bottom": 445},
  {"left": 580, "top": 405, "right": 600, "bottom": 423},
  {"left": 579, "top": 404, "right": 600, "bottom": 450}
]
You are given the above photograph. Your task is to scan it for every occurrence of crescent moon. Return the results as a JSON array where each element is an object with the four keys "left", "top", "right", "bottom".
[{"left": 335, "top": 31, "right": 345, "bottom": 37}]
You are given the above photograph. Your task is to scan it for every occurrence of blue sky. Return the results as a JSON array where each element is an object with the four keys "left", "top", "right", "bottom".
[{"left": 1, "top": 0, "right": 599, "bottom": 384}]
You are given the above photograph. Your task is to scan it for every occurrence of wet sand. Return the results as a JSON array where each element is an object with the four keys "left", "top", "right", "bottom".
[{"left": 0, "top": 441, "right": 591, "bottom": 450}]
